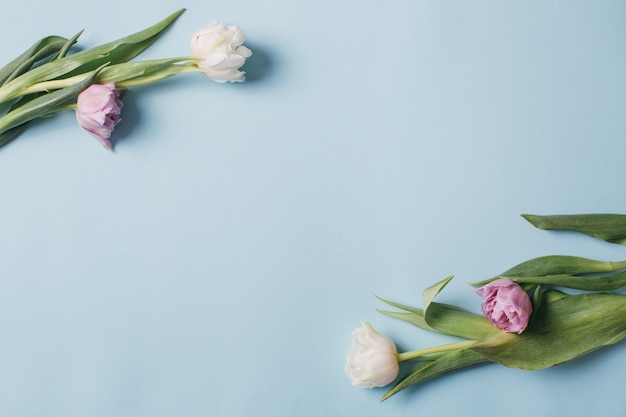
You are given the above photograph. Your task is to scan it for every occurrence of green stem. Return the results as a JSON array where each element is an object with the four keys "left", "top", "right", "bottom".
[
  {"left": 17, "top": 61, "right": 200, "bottom": 95},
  {"left": 397, "top": 339, "right": 478, "bottom": 362},
  {"left": 610, "top": 260, "right": 626, "bottom": 270},
  {"left": 53, "top": 103, "right": 77, "bottom": 112},
  {"left": 18, "top": 75, "right": 84, "bottom": 96},
  {"left": 114, "top": 64, "right": 196, "bottom": 88}
]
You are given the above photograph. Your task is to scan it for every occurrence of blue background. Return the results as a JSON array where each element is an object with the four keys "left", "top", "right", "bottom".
[{"left": 1, "top": 1, "right": 625, "bottom": 416}]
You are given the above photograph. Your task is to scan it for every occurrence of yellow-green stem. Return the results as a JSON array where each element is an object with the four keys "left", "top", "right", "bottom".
[
  {"left": 397, "top": 339, "right": 478, "bottom": 362},
  {"left": 18, "top": 73, "right": 89, "bottom": 97},
  {"left": 609, "top": 260, "right": 626, "bottom": 270},
  {"left": 114, "top": 64, "right": 196, "bottom": 88}
]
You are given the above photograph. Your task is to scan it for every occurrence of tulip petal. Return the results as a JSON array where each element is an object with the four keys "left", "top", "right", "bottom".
[{"left": 190, "top": 21, "right": 251, "bottom": 83}]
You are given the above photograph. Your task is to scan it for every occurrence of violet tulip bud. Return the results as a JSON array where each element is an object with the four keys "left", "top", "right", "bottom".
[
  {"left": 476, "top": 278, "right": 532, "bottom": 334},
  {"left": 75, "top": 82, "right": 123, "bottom": 149},
  {"left": 189, "top": 21, "right": 252, "bottom": 83},
  {"left": 345, "top": 321, "right": 400, "bottom": 388}
]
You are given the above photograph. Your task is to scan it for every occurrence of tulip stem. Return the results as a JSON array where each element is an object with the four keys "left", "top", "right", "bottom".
[{"left": 397, "top": 339, "right": 478, "bottom": 362}]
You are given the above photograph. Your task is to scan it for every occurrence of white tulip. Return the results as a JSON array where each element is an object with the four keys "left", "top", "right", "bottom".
[
  {"left": 190, "top": 21, "right": 252, "bottom": 83},
  {"left": 345, "top": 322, "right": 399, "bottom": 388}
]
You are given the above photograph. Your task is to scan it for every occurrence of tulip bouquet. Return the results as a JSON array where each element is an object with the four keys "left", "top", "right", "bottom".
[
  {"left": 346, "top": 213, "right": 626, "bottom": 401},
  {"left": 0, "top": 8, "right": 251, "bottom": 150}
]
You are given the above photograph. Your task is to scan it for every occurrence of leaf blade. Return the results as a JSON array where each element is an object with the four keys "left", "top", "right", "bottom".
[
  {"left": 381, "top": 349, "right": 489, "bottom": 401},
  {"left": 0, "top": 9, "right": 185, "bottom": 103},
  {"left": 523, "top": 213, "right": 626, "bottom": 245},
  {"left": 0, "top": 36, "right": 70, "bottom": 86},
  {"left": 470, "top": 255, "right": 626, "bottom": 287},
  {"left": 0, "top": 68, "right": 100, "bottom": 135}
]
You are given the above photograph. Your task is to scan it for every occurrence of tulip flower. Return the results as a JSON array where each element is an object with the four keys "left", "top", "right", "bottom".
[
  {"left": 476, "top": 278, "right": 532, "bottom": 334},
  {"left": 189, "top": 21, "right": 252, "bottom": 82},
  {"left": 75, "top": 82, "right": 123, "bottom": 149},
  {"left": 345, "top": 322, "right": 399, "bottom": 388}
]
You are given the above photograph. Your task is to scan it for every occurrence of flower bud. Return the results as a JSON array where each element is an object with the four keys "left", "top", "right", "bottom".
[
  {"left": 189, "top": 21, "right": 252, "bottom": 83},
  {"left": 476, "top": 278, "right": 532, "bottom": 334},
  {"left": 345, "top": 321, "right": 399, "bottom": 388},
  {"left": 75, "top": 82, "right": 123, "bottom": 149}
]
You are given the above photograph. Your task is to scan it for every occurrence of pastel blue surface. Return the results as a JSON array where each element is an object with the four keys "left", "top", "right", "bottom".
[{"left": 1, "top": 1, "right": 625, "bottom": 416}]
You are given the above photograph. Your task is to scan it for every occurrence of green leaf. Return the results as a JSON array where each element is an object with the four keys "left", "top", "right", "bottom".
[
  {"left": 507, "top": 271, "right": 626, "bottom": 292},
  {"left": 422, "top": 275, "right": 454, "bottom": 311},
  {"left": 473, "top": 292, "right": 626, "bottom": 370},
  {"left": 523, "top": 213, "right": 626, "bottom": 245},
  {"left": 381, "top": 349, "right": 489, "bottom": 401},
  {"left": 376, "top": 296, "right": 432, "bottom": 331},
  {"left": 60, "top": 8, "right": 185, "bottom": 76},
  {"left": 375, "top": 296, "right": 423, "bottom": 315},
  {"left": 425, "top": 302, "right": 498, "bottom": 340},
  {"left": 0, "top": 124, "right": 28, "bottom": 148},
  {"left": 54, "top": 31, "right": 84, "bottom": 60},
  {"left": 96, "top": 57, "right": 188, "bottom": 85},
  {"left": 377, "top": 279, "right": 498, "bottom": 340},
  {"left": 0, "top": 9, "right": 185, "bottom": 103},
  {"left": 470, "top": 255, "right": 626, "bottom": 287},
  {"left": 0, "top": 36, "right": 71, "bottom": 86},
  {"left": 422, "top": 276, "right": 499, "bottom": 339},
  {"left": 0, "top": 67, "right": 100, "bottom": 135},
  {"left": 0, "top": 33, "right": 83, "bottom": 147},
  {"left": 0, "top": 92, "right": 49, "bottom": 147},
  {"left": 501, "top": 255, "right": 625, "bottom": 277},
  {"left": 376, "top": 310, "right": 431, "bottom": 331}
]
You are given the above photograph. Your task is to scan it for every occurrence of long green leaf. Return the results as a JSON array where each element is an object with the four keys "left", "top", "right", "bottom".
[
  {"left": 471, "top": 255, "right": 626, "bottom": 286},
  {"left": 375, "top": 296, "right": 423, "bottom": 315},
  {"left": 523, "top": 213, "right": 626, "bottom": 245},
  {"left": 376, "top": 310, "right": 431, "bottom": 331},
  {"left": 423, "top": 275, "right": 454, "bottom": 311},
  {"left": 0, "top": 68, "right": 100, "bottom": 135},
  {"left": 381, "top": 349, "right": 489, "bottom": 401},
  {"left": 54, "top": 31, "right": 84, "bottom": 60},
  {"left": 0, "top": 124, "right": 28, "bottom": 148},
  {"left": 377, "top": 279, "right": 497, "bottom": 340},
  {"left": 0, "top": 32, "right": 85, "bottom": 148},
  {"left": 0, "top": 36, "right": 70, "bottom": 86},
  {"left": 96, "top": 57, "right": 188, "bottom": 84},
  {"left": 425, "top": 302, "right": 498, "bottom": 340},
  {"left": 422, "top": 276, "right": 498, "bottom": 339},
  {"left": 60, "top": 8, "right": 185, "bottom": 76},
  {"left": 0, "top": 9, "right": 185, "bottom": 103},
  {"left": 502, "top": 270, "right": 626, "bottom": 291}
]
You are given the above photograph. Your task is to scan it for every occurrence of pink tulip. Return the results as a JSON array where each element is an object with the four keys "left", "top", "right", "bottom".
[
  {"left": 476, "top": 278, "right": 532, "bottom": 334},
  {"left": 76, "top": 83, "right": 123, "bottom": 149}
]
